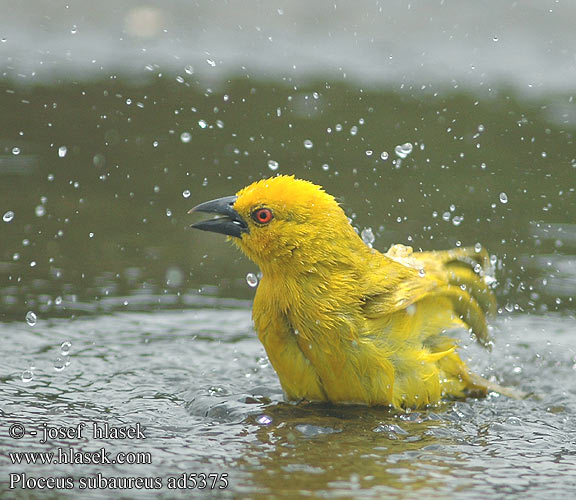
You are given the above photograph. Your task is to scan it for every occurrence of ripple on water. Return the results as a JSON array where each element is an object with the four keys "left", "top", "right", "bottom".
[{"left": 1, "top": 312, "right": 576, "bottom": 499}]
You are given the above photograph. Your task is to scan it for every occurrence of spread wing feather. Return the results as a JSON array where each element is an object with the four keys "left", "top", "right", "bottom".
[
  {"left": 362, "top": 245, "right": 495, "bottom": 347},
  {"left": 355, "top": 245, "right": 527, "bottom": 404}
]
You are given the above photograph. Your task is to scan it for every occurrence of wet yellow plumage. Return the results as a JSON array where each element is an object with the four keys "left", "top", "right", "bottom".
[{"left": 192, "top": 175, "right": 517, "bottom": 409}]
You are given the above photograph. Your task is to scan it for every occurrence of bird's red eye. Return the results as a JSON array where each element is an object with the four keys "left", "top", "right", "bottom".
[{"left": 252, "top": 208, "right": 273, "bottom": 225}]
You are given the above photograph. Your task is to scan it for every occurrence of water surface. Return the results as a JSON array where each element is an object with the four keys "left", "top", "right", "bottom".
[{"left": 1, "top": 310, "right": 575, "bottom": 499}]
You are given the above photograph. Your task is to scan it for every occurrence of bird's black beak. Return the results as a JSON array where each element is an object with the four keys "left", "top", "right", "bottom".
[{"left": 188, "top": 195, "right": 249, "bottom": 238}]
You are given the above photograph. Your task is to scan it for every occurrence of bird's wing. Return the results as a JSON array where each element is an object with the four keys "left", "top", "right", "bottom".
[{"left": 361, "top": 245, "right": 496, "bottom": 347}]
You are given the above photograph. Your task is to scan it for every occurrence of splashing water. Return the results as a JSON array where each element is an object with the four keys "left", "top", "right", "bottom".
[
  {"left": 25, "top": 311, "right": 37, "bottom": 326},
  {"left": 53, "top": 357, "right": 66, "bottom": 371},
  {"left": 452, "top": 215, "right": 464, "bottom": 226},
  {"left": 268, "top": 160, "right": 279, "bottom": 171},
  {"left": 394, "top": 143, "right": 413, "bottom": 159},
  {"left": 361, "top": 228, "right": 375, "bottom": 248},
  {"left": 246, "top": 273, "right": 259, "bottom": 287},
  {"left": 256, "top": 415, "right": 273, "bottom": 425},
  {"left": 61, "top": 341, "right": 72, "bottom": 356}
]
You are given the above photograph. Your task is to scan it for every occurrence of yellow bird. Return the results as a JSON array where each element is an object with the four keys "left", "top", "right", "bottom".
[{"left": 190, "top": 175, "right": 520, "bottom": 409}]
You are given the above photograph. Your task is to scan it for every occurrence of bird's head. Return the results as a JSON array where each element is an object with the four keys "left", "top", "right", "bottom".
[{"left": 190, "top": 176, "right": 362, "bottom": 273}]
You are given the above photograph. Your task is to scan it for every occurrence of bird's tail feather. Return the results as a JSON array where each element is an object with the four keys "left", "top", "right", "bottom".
[{"left": 466, "top": 372, "right": 530, "bottom": 400}]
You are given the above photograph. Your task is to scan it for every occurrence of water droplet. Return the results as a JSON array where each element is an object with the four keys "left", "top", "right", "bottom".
[
  {"left": 499, "top": 192, "right": 508, "bottom": 204},
  {"left": 12, "top": 147, "right": 20, "bottom": 155},
  {"left": 418, "top": 269, "right": 426, "bottom": 277},
  {"left": 206, "top": 58, "right": 216, "bottom": 67},
  {"left": 21, "top": 370, "right": 33, "bottom": 383},
  {"left": 70, "top": 25, "right": 77, "bottom": 35},
  {"left": 350, "top": 126, "right": 358, "bottom": 136},
  {"left": 53, "top": 357, "right": 66, "bottom": 371},
  {"left": 165, "top": 208, "right": 172, "bottom": 217},
  {"left": 184, "top": 65, "right": 194, "bottom": 75},
  {"left": 303, "top": 139, "right": 313, "bottom": 149},
  {"left": 365, "top": 150, "right": 373, "bottom": 157},
  {"left": 492, "top": 36, "right": 499, "bottom": 42},
  {"left": 322, "top": 164, "right": 330, "bottom": 171},
  {"left": 452, "top": 215, "right": 463, "bottom": 226},
  {"left": 485, "top": 275, "right": 497, "bottom": 287},
  {"left": 256, "top": 414, "right": 272, "bottom": 425},
  {"left": 373, "top": 423, "right": 407, "bottom": 438},
  {"left": 58, "top": 146, "right": 68, "bottom": 158},
  {"left": 198, "top": 120, "right": 207, "bottom": 129},
  {"left": 182, "top": 189, "right": 191, "bottom": 198},
  {"left": 25, "top": 311, "right": 37, "bottom": 326},
  {"left": 478, "top": 124, "right": 485, "bottom": 132},
  {"left": 3, "top": 210, "right": 15, "bottom": 222},
  {"left": 89, "top": 232, "right": 94, "bottom": 238},
  {"left": 361, "top": 228, "right": 375, "bottom": 247},
  {"left": 165, "top": 267, "right": 184, "bottom": 287},
  {"left": 35, "top": 205, "right": 46, "bottom": 217},
  {"left": 474, "top": 242, "right": 482, "bottom": 253},
  {"left": 202, "top": 177, "right": 208, "bottom": 187},
  {"left": 55, "top": 296, "right": 63, "bottom": 305},
  {"left": 246, "top": 273, "right": 258, "bottom": 288},
  {"left": 93, "top": 154, "right": 105, "bottom": 168},
  {"left": 61, "top": 341, "right": 72, "bottom": 356},
  {"left": 394, "top": 143, "right": 413, "bottom": 159},
  {"left": 442, "top": 212, "right": 451, "bottom": 221},
  {"left": 180, "top": 132, "right": 191, "bottom": 143},
  {"left": 267, "top": 160, "right": 279, "bottom": 171},
  {"left": 380, "top": 151, "right": 389, "bottom": 160}
]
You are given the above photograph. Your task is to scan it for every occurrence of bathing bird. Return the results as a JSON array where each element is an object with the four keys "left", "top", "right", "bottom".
[{"left": 190, "top": 176, "right": 518, "bottom": 408}]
